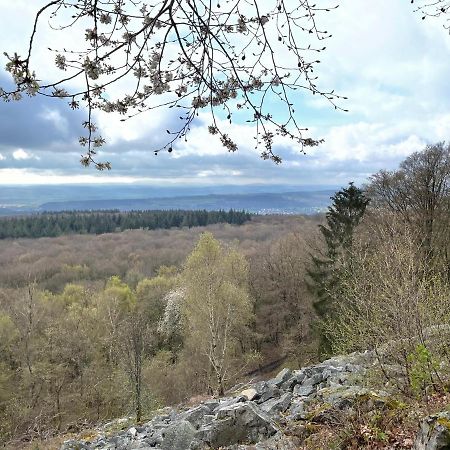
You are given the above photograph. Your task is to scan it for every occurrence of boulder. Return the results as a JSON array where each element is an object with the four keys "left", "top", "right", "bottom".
[
  {"left": 160, "top": 420, "right": 201, "bottom": 450},
  {"left": 414, "top": 411, "right": 450, "bottom": 450},
  {"left": 269, "top": 368, "right": 292, "bottom": 387},
  {"left": 199, "top": 402, "right": 277, "bottom": 448},
  {"left": 286, "top": 399, "right": 307, "bottom": 421},
  {"left": 231, "top": 431, "right": 301, "bottom": 449},
  {"left": 293, "top": 383, "right": 316, "bottom": 397},
  {"left": 178, "top": 405, "right": 211, "bottom": 429},
  {"left": 240, "top": 387, "right": 259, "bottom": 401},
  {"left": 260, "top": 392, "right": 293, "bottom": 416},
  {"left": 281, "top": 370, "right": 306, "bottom": 391},
  {"left": 254, "top": 381, "right": 281, "bottom": 404},
  {"left": 202, "top": 399, "right": 220, "bottom": 412},
  {"left": 212, "top": 395, "right": 245, "bottom": 413}
]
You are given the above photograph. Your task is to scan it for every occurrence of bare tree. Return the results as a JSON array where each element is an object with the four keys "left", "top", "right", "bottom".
[
  {"left": 413, "top": 0, "right": 450, "bottom": 31},
  {"left": 0, "top": 0, "right": 344, "bottom": 169},
  {"left": 367, "top": 142, "right": 450, "bottom": 266},
  {"left": 324, "top": 219, "right": 450, "bottom": 395}
]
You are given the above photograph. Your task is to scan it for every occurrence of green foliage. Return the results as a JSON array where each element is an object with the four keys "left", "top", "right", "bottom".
[
  {"left": 407, "top": 344, "right": 439, "bottom": 396},
  {"left": 182, "top": 232, "right": 254, "bottom": 395},
  {"left": 307, "top": 182, "right": 369, "bottom": 355},
  {"left": 0, "top": 209, "right": 252, "bottom": 239},
  {"left": 307, "top": 182, "right": 369, "bottom": 319}
]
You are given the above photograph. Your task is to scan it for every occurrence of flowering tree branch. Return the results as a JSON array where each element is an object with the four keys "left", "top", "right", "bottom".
[
  {"left": 412, "top": 0, "right": 450, "bottom": 30},
  {"left": 1, "top": 0, "right": 344, "bottom": 169}
]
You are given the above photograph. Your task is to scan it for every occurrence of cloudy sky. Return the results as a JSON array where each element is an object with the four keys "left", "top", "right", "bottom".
[{"left": 0, "top": 1, "right": 449, "bottom": 187}]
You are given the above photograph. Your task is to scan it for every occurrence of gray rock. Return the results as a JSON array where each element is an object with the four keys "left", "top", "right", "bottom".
[
  {"left": 178, "top": 405, "right": 211, "bottom": 429},
  {"left": 254, "top": 382, "right": 281, "bottom": 404},
  {"left": 414, "top": 411, "right": 450, "bottom": 450},
  {"left": 254, "top": 432, "right": 300, "bottom": 450},
  {"left": 145, "top": 429, "right": 164, "bottom": 447},
  {"left": 160, "top": 420, "right": 200, "bottom": 450},
  {"left": 199, "top": 402, "right": 277, "bottom": 447},
  {"left": 203, "top": 399, "right": 220, "bottom": 412},
  {"left": 260, "top": 392, "right": 293, "bottom": 416},
  {"left": 268, "top": 368, "right": 292, "bottom": 387},
  {"left": 58, "top": 349, "right": 393, "bottom": 450},
  {"left": 102, "top": 434, "right": 131, "bottom": 448},
  {"left": 293, "top": 384, "right": 315, "bottom": 397},
  {"left": 302, "top": 372, "right": 323, "bottom": 387},
  {"left": 287, "top": 399, "right": 307, "bottom": 420},
  {"left": 129, "top": 444, "right": 156, "bottom": 450},
  {"left": 202, "top": 414, "right": 215, "bottom": 426},
  {"left": 281, "top": 370, "right": 306, "bottom": 391},
  {"left": 212, "top": 396, "right": 245, "bottom": 413}
]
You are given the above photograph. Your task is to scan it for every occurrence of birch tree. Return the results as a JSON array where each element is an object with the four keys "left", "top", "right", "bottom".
[{"left": 182, "top": 232, "right": 253, "bottom": 395}]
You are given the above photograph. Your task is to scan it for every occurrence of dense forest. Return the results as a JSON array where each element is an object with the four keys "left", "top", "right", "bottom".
[
  {"left": 0, "top": 209, "right": 252, "bottom": 239},
  {"left": 0, "top": 214, "right": 319, "bottom": 445},
  {"left": 2, "top": 144, "right": 450, "bottom": 449}
]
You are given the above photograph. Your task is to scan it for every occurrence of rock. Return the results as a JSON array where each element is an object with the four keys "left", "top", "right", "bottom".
[
  {"left": 286, "top": 399, "right": 307, "bottom": 420},
  {"left": 303, "top": 372, "right": 323, "bottom": 387},
  {"left": 145, "top": 429, "right": 164, "bottom": 447},
  {"left": 254, "top": 382, "right": 281, "bottom": 404},
  {"left": 414, "top": 411, "right": 450, "bottom": 450},
  {"left": 178, "top": 405, "right": 211, "bottom": 429},
  {"left": 199, "top": 402, "right": 277, "bottom": 447},
  {"left": 212, "top": 395, "right": 245, "bottom": 413},
  {"left": 281, "top": 370, "right": 306, "bottom": 391},
  {"left": 254, "top": 432, "right": 301, "bottom": 449},
  {"left": 129, "top": 444, "right": 156, "bottom": 450},
  {"left": 318, "top": 385, "right": 389, "bottom": 411},
  {"left": 293, "top": 384, "right": 315, "bottom": 397},
  {"left": 160, "top": 420, "right": 200, "bottom": 450},
  {"left": 240, "top": 387, "right": 259, "bottom": 401},
  {"left": 203, "top": 399, "right": 220, "bottom": 412},
  {"left": 269, "top": 368, "right": 292, "bottom": 387},
  {"left": 260, "top": 392, "right": 293, "bottom": 416},
  {"left": 58, "top": 349, "right": 408, "bottom": 450}
]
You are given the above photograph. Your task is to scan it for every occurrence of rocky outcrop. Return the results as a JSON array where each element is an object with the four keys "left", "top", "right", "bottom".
[
  {"left": 414, "top": 411, "right": 450, "bottom": 450},
  {"left": 61, "top": 351, "right": 381, "bottom": 450}
]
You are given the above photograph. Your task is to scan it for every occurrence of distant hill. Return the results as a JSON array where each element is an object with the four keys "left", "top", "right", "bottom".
[{"left": 39, "top": 191, "right": 334, "bottom": 214}]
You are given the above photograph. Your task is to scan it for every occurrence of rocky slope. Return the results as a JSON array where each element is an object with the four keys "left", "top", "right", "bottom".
[{"left": 61, "top": 351, "right": 450, "bottom": 450}]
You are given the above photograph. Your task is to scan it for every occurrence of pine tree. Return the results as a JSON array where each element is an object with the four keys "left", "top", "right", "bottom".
[{"left": 307, "top": 182, "right": 369, "bottom": 319}]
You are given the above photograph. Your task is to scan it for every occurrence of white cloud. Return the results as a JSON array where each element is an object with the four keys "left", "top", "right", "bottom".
[
  {"left": 12, "top": 148, "right": 37, "bottom": 160},
  {"left": 0, "top": 0, "right": 450, "bottom": 185}
]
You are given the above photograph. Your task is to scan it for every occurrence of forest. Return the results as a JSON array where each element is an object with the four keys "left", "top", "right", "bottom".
[
  {"left": 1, "top": 143, "right": 450, "bottom": 448},
  {"left": 0, "top": 209, "right": 252, "bottom": 239}
]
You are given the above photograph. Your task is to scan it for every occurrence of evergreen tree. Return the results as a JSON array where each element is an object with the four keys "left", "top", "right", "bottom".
[{"left": 307, "top": 182, "right": 369, "bottom": 321}]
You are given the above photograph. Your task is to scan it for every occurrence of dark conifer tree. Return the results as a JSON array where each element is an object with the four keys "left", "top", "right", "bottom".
[{"left": 307, "top": 182, "right": 369, "bottom": 336}]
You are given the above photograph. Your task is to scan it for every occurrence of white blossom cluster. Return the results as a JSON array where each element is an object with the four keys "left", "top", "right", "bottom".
[{"left": 0, "top": 0, "right": 343, "bottom": 168}]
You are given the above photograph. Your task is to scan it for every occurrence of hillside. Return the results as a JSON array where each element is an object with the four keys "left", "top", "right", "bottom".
[
  {"left": 0, "top": 186, "right": 335, "bottom": 216},
  {"left": 53, "top": 350, "right": 449, "bottom": 449},
  {"left": 38, "top": 191, "right": 333, "bottom": 215}
]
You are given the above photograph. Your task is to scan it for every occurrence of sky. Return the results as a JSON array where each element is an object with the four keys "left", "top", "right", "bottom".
[{"left": 0, "top": 1, "right": 449, "bottom": 187}]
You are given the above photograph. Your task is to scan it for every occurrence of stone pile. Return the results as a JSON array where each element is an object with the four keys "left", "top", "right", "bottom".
[
  {"left": 61, "top": 352, "right": 377, "bottom": 449},
  {"left": 61, "top": 351, "right": 450, "bottom": 450}
]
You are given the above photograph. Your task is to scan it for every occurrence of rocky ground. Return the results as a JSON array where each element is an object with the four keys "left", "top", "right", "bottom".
[{"left": 61, "top": 351, "right": 450, "bottom": 450}]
